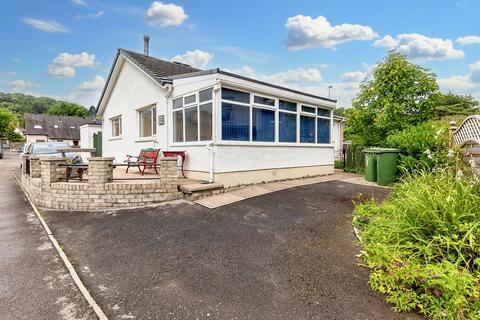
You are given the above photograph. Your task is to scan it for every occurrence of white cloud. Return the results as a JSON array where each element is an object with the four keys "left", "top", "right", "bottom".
[
  {"left": 9, "top": 80, "right": 41, "bottom": 92},
  {"left": 76, "top": 11, "right": 104, "bottom": 19},
  {"left": 72, "top": 0, "right": 88, "bottom": 6},
  {"left": 373, "top": 33, "right": 465, "bottom": 61},
  {"left": 78, "top": 76, "right": 105, "bottom": 91},
  {"left": 284, "top": 15, "right": 378, "bottom": 50},
  {"left": 437, "top": 61, "right": 480, "bottom": 100},
  {"left": 342, "top": 71, "right": 367, "bottom": 83},
  {"left": 227, "top": 66, "right": 323, "bottom": 85},
  {"left": 172, "top": 50, "right": 213, "bottom": 69},
  {"left": 438, "top": 75, "right": 475, "bottom": 90},
  {"left": 456, "top": 35, "right": 480, "bottom": 45},
  {"left": 145, "top": 1, "right": 187, "bottom": 27},
  {"left": 47, "top": 52, "right": 97, "bottom": 78},
  {"left": 22, "top": 18, "right": 69, "bottom": 33},
  {"left": 7, "top": 71, "right": 17, "bottom": 76},
  {"left": 471, "top": 60, "right": 480, "bottom": 70}
]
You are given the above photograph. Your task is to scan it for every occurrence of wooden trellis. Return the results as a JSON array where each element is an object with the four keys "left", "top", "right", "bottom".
[
  {"left": 451, "top": 115, "right": 480, "bottom": 147},
  {"left": 450, "top": 116, "right": 480, "bottom": 169}
]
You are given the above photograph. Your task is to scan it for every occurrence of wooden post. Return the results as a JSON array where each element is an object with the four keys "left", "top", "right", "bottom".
[{"left": 449, "top": 121, "right": 457, "bottom": 148}]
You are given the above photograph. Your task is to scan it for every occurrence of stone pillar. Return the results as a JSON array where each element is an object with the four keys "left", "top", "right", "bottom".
[
  {"left": 159, "top": 157, "right": 179, "bottom": 181},
  {"left": 41, "top": 158, "right": 66, "bottom": 187},
  {"left": 88, "top": 157, "right": 114, "bottom": 186},
  {"left": 30, "top": 157, "right": 41, "bottom": 178},
  {"left": 21, "top": 155, "right": 29, "bottom": 175}
]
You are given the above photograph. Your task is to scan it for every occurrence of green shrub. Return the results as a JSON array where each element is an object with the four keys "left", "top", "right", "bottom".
[
  {"left": 334, "top": 160, "right": 344, "bottom": 169},
  {"left": 385, "top": 121, "right": 449, "bottom": 173},
  {"left": 354, "top": 169, "right": 480, "bottom": 319}
]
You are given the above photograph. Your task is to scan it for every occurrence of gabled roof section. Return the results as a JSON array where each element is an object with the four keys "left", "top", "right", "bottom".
[
  {"left": 120, "top": 49, "right": 200, "bottom": 82},
  {"left": 24, "top": 113, "right": 99, "bottom": 140},
  {"left": 96, "top": 49, "right": 201, "bottom": 115}
]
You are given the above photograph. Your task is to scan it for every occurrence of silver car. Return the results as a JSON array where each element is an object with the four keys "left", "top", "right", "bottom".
[{"left": 25, "top": 142, "right": 82, "bottom": 164}]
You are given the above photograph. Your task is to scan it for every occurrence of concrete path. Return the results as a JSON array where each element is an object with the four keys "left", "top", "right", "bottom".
[
  {"left": 196, "top": 172, "right": 361, "bottom": 208},
  {"left": 44, "top": 179, "right": 420, "bottom": 319},
  {"left": 0, "top": 151, "right": 96, "bottom": 319}
]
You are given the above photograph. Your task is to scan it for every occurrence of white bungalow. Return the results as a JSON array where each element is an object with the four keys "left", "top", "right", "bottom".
[{"left": 96, "top": 46, "right": 342, "bottom": 187}]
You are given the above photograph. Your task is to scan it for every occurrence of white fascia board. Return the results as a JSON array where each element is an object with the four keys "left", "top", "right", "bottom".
[
  {"left": 97, "top": 53, "right": 167, "bottom": 116},
  {"left": 217, "top": 73, "right": 336, "bottom": 109}
]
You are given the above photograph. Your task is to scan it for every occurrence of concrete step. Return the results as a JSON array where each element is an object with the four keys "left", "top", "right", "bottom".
[{"left": 179, "top": 182, "right": 224, "bottom": 194}]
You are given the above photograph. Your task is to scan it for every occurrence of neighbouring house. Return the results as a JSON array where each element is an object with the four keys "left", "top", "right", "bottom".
[
  {"left": 80, "top": 122, "right": 102, "bottom": 154},
  {"left": 24, "top": 113, "right": 100, "bottom": 146},
  {"left": 96, "top": 46, "right": 339, "bottom": 187}
]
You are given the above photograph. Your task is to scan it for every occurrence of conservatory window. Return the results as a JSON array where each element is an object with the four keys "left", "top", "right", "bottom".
[
  {"left": 253, "top": 95, "right": 275, "bottom": 107},
  {"left": 252, "top": 108, "right": 275, "bottom": 142},
  {"left": 300, "top": 115, "right": 315, "bottom": 143},
  {"left": 222, "top": 88, "right": 250, "bottom": 104},
  {"left": 301, "top": 105, "right": 316, "bottom": 114},
  {"left": 199, "top": 103, "right": 212, "bottom": 141},
  {"left": 279, "top": 100, "right": 297, "bottom": 112},
  {"left": 184, "top": 107, "right": 198, "bottom": 142},
  {"left": 173, "top": 88, "right": 213, "bottom": 143},
  {"left": 279, "top": 112, "right": 297, "bottom": 142},
  {"left": 317, "top": 118, "right": 330, "bottom": 144},
  {"left": 173, "top": 111, "right": 183, "bottom": 142},
  {"left": 222, "top": 102, "right": 250, "bottom": 141}
]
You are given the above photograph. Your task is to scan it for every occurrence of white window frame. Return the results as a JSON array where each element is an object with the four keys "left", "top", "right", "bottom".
[
  {"left": 220, "top": 86, "right": 334, "bottom": 147},
  {"left": 137, "top": 105, "right": 157, "bottom": 139},
  {"left": 110, "top": 115, "right": 122, "bottom": 138},
  {"left": 171, "top": 87, "right": 214, "bottom": 145}
]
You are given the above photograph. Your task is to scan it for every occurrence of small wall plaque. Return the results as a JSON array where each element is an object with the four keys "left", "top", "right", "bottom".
[{"left": 158, "top": 115, "right": 165, "bottom": 125}]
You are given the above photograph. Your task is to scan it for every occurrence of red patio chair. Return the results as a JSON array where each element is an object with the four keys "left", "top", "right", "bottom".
[{"left": 124, "top": 148, "right": 161, "bottom": 175}]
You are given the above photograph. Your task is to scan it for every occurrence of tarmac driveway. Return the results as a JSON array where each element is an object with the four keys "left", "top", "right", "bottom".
[{"left": 43, "top": 181, "right": 418, "bottom": 319}]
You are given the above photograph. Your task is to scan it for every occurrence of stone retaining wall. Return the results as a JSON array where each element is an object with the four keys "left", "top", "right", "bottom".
[{"left": 21, "top": 156, "right": 181, "bottom": 210}]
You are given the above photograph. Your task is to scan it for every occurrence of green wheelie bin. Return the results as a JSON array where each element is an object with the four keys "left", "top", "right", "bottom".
[
  {"left": 376, "top": 148, "right": 401, "bottom": 186},
  {"left": 363, "top": 148, "right": 380, "bottom": 182}
]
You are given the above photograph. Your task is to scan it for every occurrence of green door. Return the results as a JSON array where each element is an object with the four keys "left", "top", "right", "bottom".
[{"left": 93, "top": 132, "right": 102, "bottom": 157}]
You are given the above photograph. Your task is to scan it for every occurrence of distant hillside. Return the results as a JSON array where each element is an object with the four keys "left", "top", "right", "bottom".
[{"left": 0, "top": 92, "right": 95, "bottom": 121}]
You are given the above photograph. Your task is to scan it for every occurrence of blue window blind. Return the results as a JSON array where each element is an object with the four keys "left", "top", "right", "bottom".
[
  {"left": 300, "top": 115, "right": 315, "bottom": 143},
  {"left": 222, "top": 88, "right": 250, "bottom": 104},
  {"left": 252, "top": 108, "right": 275, "bottom": 142},
  {"left": 317, "top": 118, "right": 330, "bottom": 143},
  {"left": 222, "top": 103, "right": 250, "bottom": 141},
  {"left": 279, "top": 112, "right": 296, "bottom": 142}
]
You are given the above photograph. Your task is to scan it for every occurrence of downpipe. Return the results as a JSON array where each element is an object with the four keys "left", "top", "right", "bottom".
[{"left": 206, "top": 142, "right": 215, "bottom": 183}]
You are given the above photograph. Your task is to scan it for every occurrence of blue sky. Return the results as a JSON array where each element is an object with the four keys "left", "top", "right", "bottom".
[{"left": 1, "top": 0, "right": 479, "bottom": 108}]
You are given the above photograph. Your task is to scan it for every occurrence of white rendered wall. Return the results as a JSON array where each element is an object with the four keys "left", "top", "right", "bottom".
[
  {"left": 101, "top": 59, "right": 167, "bottom": 162},
  {"left": 80, "top": 125, "right": 102, "bottom": 149},
  {"left": 214, "top": 145, "right": 333, "bottom": 173}
]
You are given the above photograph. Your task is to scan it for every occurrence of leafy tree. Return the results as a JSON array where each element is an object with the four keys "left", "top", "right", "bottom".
[
  {"left": 431, "top": 92, "right": 479, "bottom": 119},
  {"left": 346, "top": 52, "right": 439, "bottom": 146},
  {"left": 0, "top": 108, "right": 18, "bottom": 139},
  {"left": 47, "top": 102, "right": 90, "bottom": 118}
]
